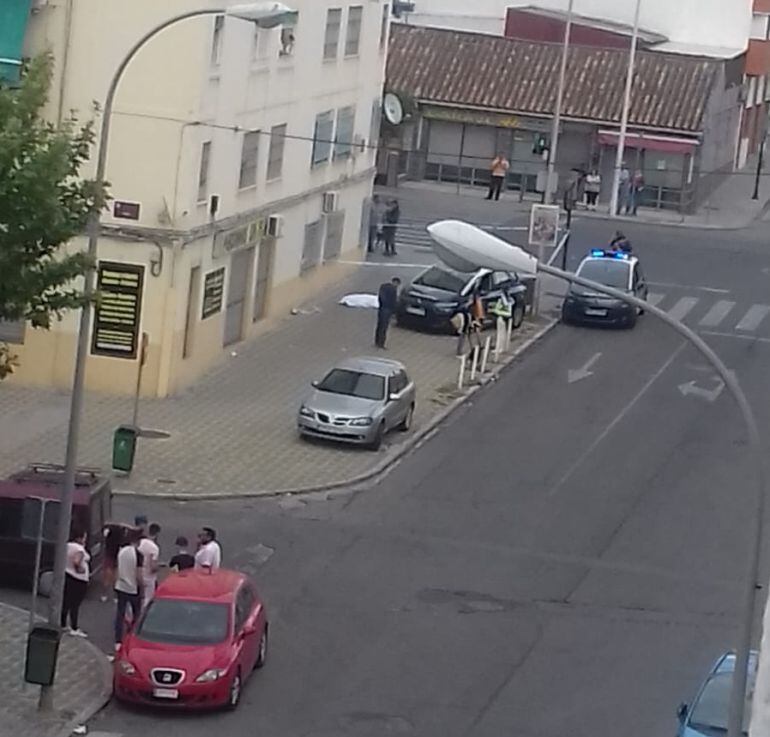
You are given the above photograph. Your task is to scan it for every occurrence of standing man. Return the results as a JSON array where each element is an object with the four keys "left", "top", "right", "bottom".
[
  {"left": 138, "top": 522, "right": 161, "bottom": 607},
  {"left": 617, "top": 163, "right": 631, "bottom": 214},
  {"left": 195, "top": 527, "right": 222, "bottom": 571},
  {"left": 375, "top": 276, "right": 401, "bottom": 349},
  {"left": 367, "top": 195, "right": 384, "bottom": 253},
  {"left": 584, "top": 168, "right": 601, "bottom": 210},
  {"left": 169, "top": 536, "right": 195, "bottom": 572},
  {"left": 383, "top": 198, "right": 400, "bottom": 256},
  {"left": 630, "top": 169, "right": 644, "bottom": 215},
  {"left": 486, "top": 153, "right": 510, "bottom": 201},
  {"left": 114, "top": 529, "right": 144, "bottom": 652}
]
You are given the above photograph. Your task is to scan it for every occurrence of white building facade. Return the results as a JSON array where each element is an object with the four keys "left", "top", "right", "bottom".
[{"left": 7, "top": 0, "right": 388, "bottom": 396}]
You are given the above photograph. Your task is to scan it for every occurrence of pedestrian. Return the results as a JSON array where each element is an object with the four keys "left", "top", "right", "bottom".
[
  {"left": 367, "top": 195, "right": 384, "bottom": 253},
  {"left": 138, "top": 522, "right": 161, "bottom": 607},
  {"left": 61, "top": 529, "right": 90, "bottom": 637},
  {"left": 114, "top": 529, "right": 144, "bottom": 651},
  {"left": 383, "top": 199, "right": 400, "bottom": 256},
  {"left": 617, "top": 163, "right": 631, "bottom": 214},
  {"left": 374, "top": 276, "right": 400, "bottom": 349},
  {"left": 451, "top": 302, "right": 471, "bottom": 356},
  {"left": 134, "top": 514, "right": 148, "bottom": 536},
  {"left": 195, "top": 527, "right": 222, "bottom": 571},
  {"left": 169, "top": 536, "right": 196, "bottom": 572},
  {"left": 485, "top": 153, "right": 509, "bottom": 201},
  {"left": 584, "top": 169, "right": 601, "bottom": 210},
  {"left": 630, "top": 169, "right": 644, "bottom": 215}
]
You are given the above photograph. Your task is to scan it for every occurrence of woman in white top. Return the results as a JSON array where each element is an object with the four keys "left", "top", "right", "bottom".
[{"left": 62, "top": 530, "right": 90, "bottom": 637}]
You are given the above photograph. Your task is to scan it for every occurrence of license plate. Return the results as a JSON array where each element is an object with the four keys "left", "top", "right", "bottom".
[
  {"left": 406, "top": 306, "right": 426, "bottom": 316},
  {"left": 584, "top": 308, "right": 607, "bottom": 317},
  {"left": 153, "top": 688, "right": 179, "bottom": 699}
]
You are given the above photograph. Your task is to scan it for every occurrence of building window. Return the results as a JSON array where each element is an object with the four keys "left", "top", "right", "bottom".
[
  {"left": 0, "top": 319, "right": 25, "bottom": 345},
  {"left": 198, "top": 141, "right": 211, "bottom": 202},
  {"left": 301, "top": 220, "right": 323, "bottom": 273},
  {"left": 751, "top": 13, "right": 770, "bottom": 40},
  {"left": 345, "top": 6, "right": 363, "bottom": 56},
  {"left": 211, "top": 15, "right": 225, "bottom": 65},
  {"left": 239, "top": 130, "right": 260, "bottom": 189},
  {"left": 334, "top": 106, "right": 356, "bottom": 159},
  {"left": 380, "top": 4, "right": 390, "bottom": 49},
  {"left": 267, "top": 124, "right": 287, "bottom": 180},
  {"left": 312, "top": 110, "right": 334, "bottom": 166},
  {"left": 280, "top": 26, "right": 296, "bottom": 56},
  {"left": 323, "top": 8, "right": 342, "bottom": 60}
]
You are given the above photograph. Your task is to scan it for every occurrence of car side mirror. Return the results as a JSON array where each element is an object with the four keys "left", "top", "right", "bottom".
[
  {"left": 311, "top": 380, "right": 319, "bottom": 388},
  {"left": 242, "top": 622, "right": 258, "bottom": 637},
  {"left": 389, "top": 393, "right": 399, "bottom": 402},
  {"left": 677, "top": 703, "right": 688, "bottom": 721}
]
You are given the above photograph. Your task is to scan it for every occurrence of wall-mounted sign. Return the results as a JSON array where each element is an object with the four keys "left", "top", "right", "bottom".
[
  {"left": 423, "top": 105, "right": 557, "bottom": 134},
  {"left": 91, "top": 262, "right": 144, "bottom": 359},
  {"left": 113, "top": 201, "right": 141, "bottom": 220},
  {"left": 201, "top": 268, "right": 225, "bottom": 319},
  {"left": 213, "top": 217, "right": 267, "bottom": 259}
]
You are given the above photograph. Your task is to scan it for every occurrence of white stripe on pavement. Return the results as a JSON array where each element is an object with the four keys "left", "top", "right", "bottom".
[
  {"left": 700, "top": 330, "right": 770, "bottom": 344},
  {"left": 698, "top": 300, "right": 736, "bottom": 328},
  {"left": 667, "top": 297, "right": 699, "bottom": 321},
  {"left": 735, "top": 304, "right": 770, "bottom": 332},
  {"left": 647, "top": 281, "right": 730, "bottom": 294},
  {"left": 646, "top": 292, "right": 665, "bottom": 308}
]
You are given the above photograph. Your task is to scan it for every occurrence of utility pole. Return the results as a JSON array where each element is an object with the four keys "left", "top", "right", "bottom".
[
  {"left": 609, "top": 0, "right": 642, "bottom": 217},
  {"left": 543, "top": 0, "right": 574, "bottom": 205},
  {"left": 752, "top": 119, "right": 767, "bottom": 200}
]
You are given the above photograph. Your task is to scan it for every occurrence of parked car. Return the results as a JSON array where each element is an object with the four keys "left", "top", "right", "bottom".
[
  {"left": 677, "top": 651, "right": 758, "bottom": 737},
  {"left": 298, "top": 356, "right": 416, "bottom": 450},
  {"left": 113, "top": 568, "right": 268, "bottom": 711},
  {"left": 396, "top": 265, "right": 527, "bottom": 332},
  {"left": 0, "top": 463, "right": 111, "bottom": 592}
]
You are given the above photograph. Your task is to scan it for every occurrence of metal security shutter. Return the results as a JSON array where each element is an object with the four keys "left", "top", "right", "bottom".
[
  {"left": 223, "top": 248, "right": 254, "bottom": 347},
  {"left": 0, "top": 320, "right": 25, "bottom": 345},
  {"left": 301, "top": 220, "right": 323, "bottom": 273},
  {"left": 323, "top": 210, "right": 345, "bottom": 262},
  {"left": 252, "top": 241, "right": 275, "bottom": 322}
]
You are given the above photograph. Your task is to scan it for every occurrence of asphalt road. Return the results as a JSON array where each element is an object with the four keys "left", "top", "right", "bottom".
[{"left": 7, "top": 216, "right": 770, "bottom": 737}]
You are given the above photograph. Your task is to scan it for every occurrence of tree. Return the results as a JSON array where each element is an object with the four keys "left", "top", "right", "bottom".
[{"left": 0, "top": 55, "right": 106, "bottom": 379}]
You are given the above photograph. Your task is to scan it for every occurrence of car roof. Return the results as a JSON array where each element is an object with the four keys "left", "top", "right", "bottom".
[
  {"left": 331, "top": 356, "right": 407, "bottom": 376},
  {"left": 155, "top": 568, "right": 248, "bottom": 604},
  {"left": 579, "top": 254, "right": 638, "bottom": 267}
]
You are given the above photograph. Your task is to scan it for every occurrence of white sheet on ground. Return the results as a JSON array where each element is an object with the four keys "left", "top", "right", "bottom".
[{"left": 339, "top": 293, "right": 379, "bottom": 309}]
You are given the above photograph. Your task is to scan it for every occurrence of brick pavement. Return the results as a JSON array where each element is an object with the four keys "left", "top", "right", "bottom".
[
  {"left": 0, "top": 260, "right": 557, "bottom": 498},
  {"left": 0, "top": 603, "right": 111, "bottom": 737}
]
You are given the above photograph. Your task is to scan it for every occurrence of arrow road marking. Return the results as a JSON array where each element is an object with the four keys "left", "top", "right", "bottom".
[
  {"left": 567, "top": 352, "right": 602, "bottom": 384},
  {"left": 678, "top": 377, "right": 724, "bottom": 402}
]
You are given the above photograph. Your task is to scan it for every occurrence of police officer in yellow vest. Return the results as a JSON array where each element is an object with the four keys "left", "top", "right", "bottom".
[{"left": 489, "top": 293, "right": 512, "bottom": 353}]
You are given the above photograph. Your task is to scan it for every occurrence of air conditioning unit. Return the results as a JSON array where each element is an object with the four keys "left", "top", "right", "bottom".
[
  {"left": 322, "top": 191, "right": 339, "bottom": 213},
  {"left": 30, "top": 0, "right": 50, "bottom": 12},
  {"left": 266, "top": 214, "right": 284, "bottom": 238}
]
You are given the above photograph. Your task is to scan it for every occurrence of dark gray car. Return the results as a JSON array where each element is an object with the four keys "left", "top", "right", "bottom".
[{"left": 298, "top": 357, "right": 416, "bottom": 450}]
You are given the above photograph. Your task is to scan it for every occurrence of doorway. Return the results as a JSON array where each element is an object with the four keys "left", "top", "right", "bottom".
[
  {"left": 223, "top": 248, "right": 255, "bottom": 346},
  {"left": 253, "top": 240, "right": 275, "bottom": 323}
]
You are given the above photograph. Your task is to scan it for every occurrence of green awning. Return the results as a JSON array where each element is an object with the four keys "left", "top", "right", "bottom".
[{"left": 0, "top": 0, "right": 32, "bottom": 84}]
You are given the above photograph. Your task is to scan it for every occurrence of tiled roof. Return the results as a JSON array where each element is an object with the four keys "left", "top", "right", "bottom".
[{"left": 386, "top": 24, "right": 721, "bottom": 134}]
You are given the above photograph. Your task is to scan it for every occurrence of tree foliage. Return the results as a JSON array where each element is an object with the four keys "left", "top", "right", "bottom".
[{"left": 0, "top": 55, "right": 107, "bottom": 378}]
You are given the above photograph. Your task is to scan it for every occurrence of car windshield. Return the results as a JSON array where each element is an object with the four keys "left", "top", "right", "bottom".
[
  {"left": 689, "top": 671, "right": 755, "bottom": 735},
  {"left": 575, "top": 260, "right": 630, "bottom": 291},
  {"left": 136, "top": 599, "right": 230, "bottom": 645},
  {"left": 317, "top": 369, "right": 385, "bottom": 400},
  {"left": 413, "top": 267, "right": 466, "bottom": 294}
]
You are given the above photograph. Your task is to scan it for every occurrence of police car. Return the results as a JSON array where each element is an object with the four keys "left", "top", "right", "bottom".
[{"left": 561, "top": 249, "right": 648, "bottom": 328}]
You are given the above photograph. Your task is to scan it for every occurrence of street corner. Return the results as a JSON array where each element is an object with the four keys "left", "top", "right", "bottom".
[{"left": 0, "top": 603, "right": 112, "bottom": 737}]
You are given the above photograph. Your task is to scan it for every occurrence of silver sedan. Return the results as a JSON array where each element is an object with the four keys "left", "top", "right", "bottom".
[{"left": 298, "top": 357, "right": 416, "bottom": 450}]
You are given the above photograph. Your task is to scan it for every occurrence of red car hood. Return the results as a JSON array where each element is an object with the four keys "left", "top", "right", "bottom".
[{"left": 122, "top": 635, "right": 231, "bottom": 678}]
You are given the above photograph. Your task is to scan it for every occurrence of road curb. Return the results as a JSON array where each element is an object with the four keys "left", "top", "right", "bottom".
[
  {"left": 115, "top": 318, "right": 560, "bottom": 501},
  {"left": 0, "top": 601, "right": 113, "bottom": 737}
]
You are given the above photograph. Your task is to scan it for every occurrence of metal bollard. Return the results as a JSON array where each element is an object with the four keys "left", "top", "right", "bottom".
[
  {"left": 470, "top": 345, "right": 480, "bottom": 381},
  {"left": 457, "top": 354, "right": 467, "bottom": 389},
  {"left": 481, "top": 335, "right": 491, "bottom": 374},
  {"left": 506, "top": 318, "right": 513, "bottom": 350}
]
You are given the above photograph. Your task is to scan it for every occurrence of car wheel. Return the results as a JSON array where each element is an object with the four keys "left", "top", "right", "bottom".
[
  {"left": 255, "top": 626, "right": 268, "bottom": 669},
  {"left": 369, "top": 421, "right": 385, "bottom": 451},
  {"left": 398, "top": 404, "right": 414, "bottom": 432},
  {"left": 560, "top": 306, "right": 571, "bottom": 325},
  {"left": 227, "top": 669, "right": 242, "bottom": 710},
  {"left": 626, "top": 312, "right": 638, "bottom": 329},
  {"left": 512, "top": 302, "right": 525, "bottom": 329}
]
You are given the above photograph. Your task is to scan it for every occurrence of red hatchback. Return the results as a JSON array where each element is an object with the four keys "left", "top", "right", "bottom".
[{"left": 114, "top": 568, "right": 268, "bottom": 710}]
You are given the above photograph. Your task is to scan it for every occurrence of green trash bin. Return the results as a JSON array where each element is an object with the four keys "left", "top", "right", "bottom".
[
  {"left": 113, "top": 424, "right": 138, "bottom": 474},
  {"left": 25, "top": 625, "right": 61, "bottom": 686}
]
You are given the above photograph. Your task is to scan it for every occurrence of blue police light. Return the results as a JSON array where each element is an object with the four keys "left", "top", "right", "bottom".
[
  {"left": 612, "top": 251, "right": 629, "bottom": 260},
  {"left": 590, "top": 249, "right": 605, "bottom": 257}
]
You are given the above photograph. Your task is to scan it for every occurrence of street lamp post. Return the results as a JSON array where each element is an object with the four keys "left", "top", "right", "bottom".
[
  {"left": 42, "top": 1, "right": 297, "bottom": 711},
  {"left": 426, "top": 219, "right": 765, "bottom": 737}
]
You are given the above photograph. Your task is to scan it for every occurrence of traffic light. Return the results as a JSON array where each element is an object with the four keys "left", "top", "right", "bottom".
[{"left": 532, "top": 134, "right": 549, "bottom": 155}]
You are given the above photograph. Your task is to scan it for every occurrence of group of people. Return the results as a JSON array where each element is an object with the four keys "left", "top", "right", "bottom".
[
  {"left": 368, "top": 195, "right": 401, "bottom": 256},
  {"left": 582, "top": 164, "right": 645, "bottom": 214},
  {"left": 59, "top": 515, "right": 223, "bottom": 653}
]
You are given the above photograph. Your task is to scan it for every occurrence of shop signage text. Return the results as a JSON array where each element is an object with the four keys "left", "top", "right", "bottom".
[
  {"left": 202, "top": 268, "right": 225, "bottom": 320},
  {"left": 91, "top": 262, "right": 144, "bottom": 359},
  {"left": 213, "top": 217, "right": 267, "bottom": 259}
]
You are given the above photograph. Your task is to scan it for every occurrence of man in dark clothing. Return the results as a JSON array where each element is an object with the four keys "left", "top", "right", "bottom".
[
  {"left": 383, "top": 199, "right": 400, "bottom": 256},
  {"left": 375, "top": 277, "right": 401, "bottom": 348}
]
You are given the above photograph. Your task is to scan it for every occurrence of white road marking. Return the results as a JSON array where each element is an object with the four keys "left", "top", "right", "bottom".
[
  {"left": 548, "top": 342, "right": 687, "bottom": 497},
  {"left": 646, "top": 292, "right": 665, "bottom": 307},
  {"left": 647, "top": 281, "right": 730, "bottom": 294},
  {"left": 735, "top": 304, "right": 770, "bottom": 332},
  {"left": 667, "top": 296, "right": 699, "bottom": 322},
  {"left": 678, "top": 378, "right": 724, "bottom": 402},
  {"left": 698, "top": 300, "right": 736, "bottom": 328},
  {"left": 699, "top": 330, "right": 770, "bottom": 344}
]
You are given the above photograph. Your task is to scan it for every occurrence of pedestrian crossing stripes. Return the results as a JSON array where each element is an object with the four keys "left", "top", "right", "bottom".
[{"left": 645, "top": 292, "right": 770, "bottom": 337}]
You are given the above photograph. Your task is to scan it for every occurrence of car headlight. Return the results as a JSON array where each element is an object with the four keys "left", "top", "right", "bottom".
[
  {"left": 349, "top": 417, "right": 373, "bottom": 426},
  {"left": 195, "top": 668, "right": 227, "bottom": 683},
  {"left": 299, "top": 405, "right": 314, "bottom": 418},
  {"left": 117, "top": 660, "right": 136, "bottom": 676}
]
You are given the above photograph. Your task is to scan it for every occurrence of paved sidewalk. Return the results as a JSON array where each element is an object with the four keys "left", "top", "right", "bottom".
[
  {"left": 0, "top": 603, "right": 111, "bottom": 737},
  {"left": 0, "top": 261, "right": 557, "bottom": 498}
]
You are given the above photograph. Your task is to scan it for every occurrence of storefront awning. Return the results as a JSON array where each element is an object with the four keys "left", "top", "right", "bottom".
[
  {"left": 598, "top": 130, "right": 699, "bottom": 155},
  {"left": 0, "top": 0, "right": 32, "bottom": 84}
]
